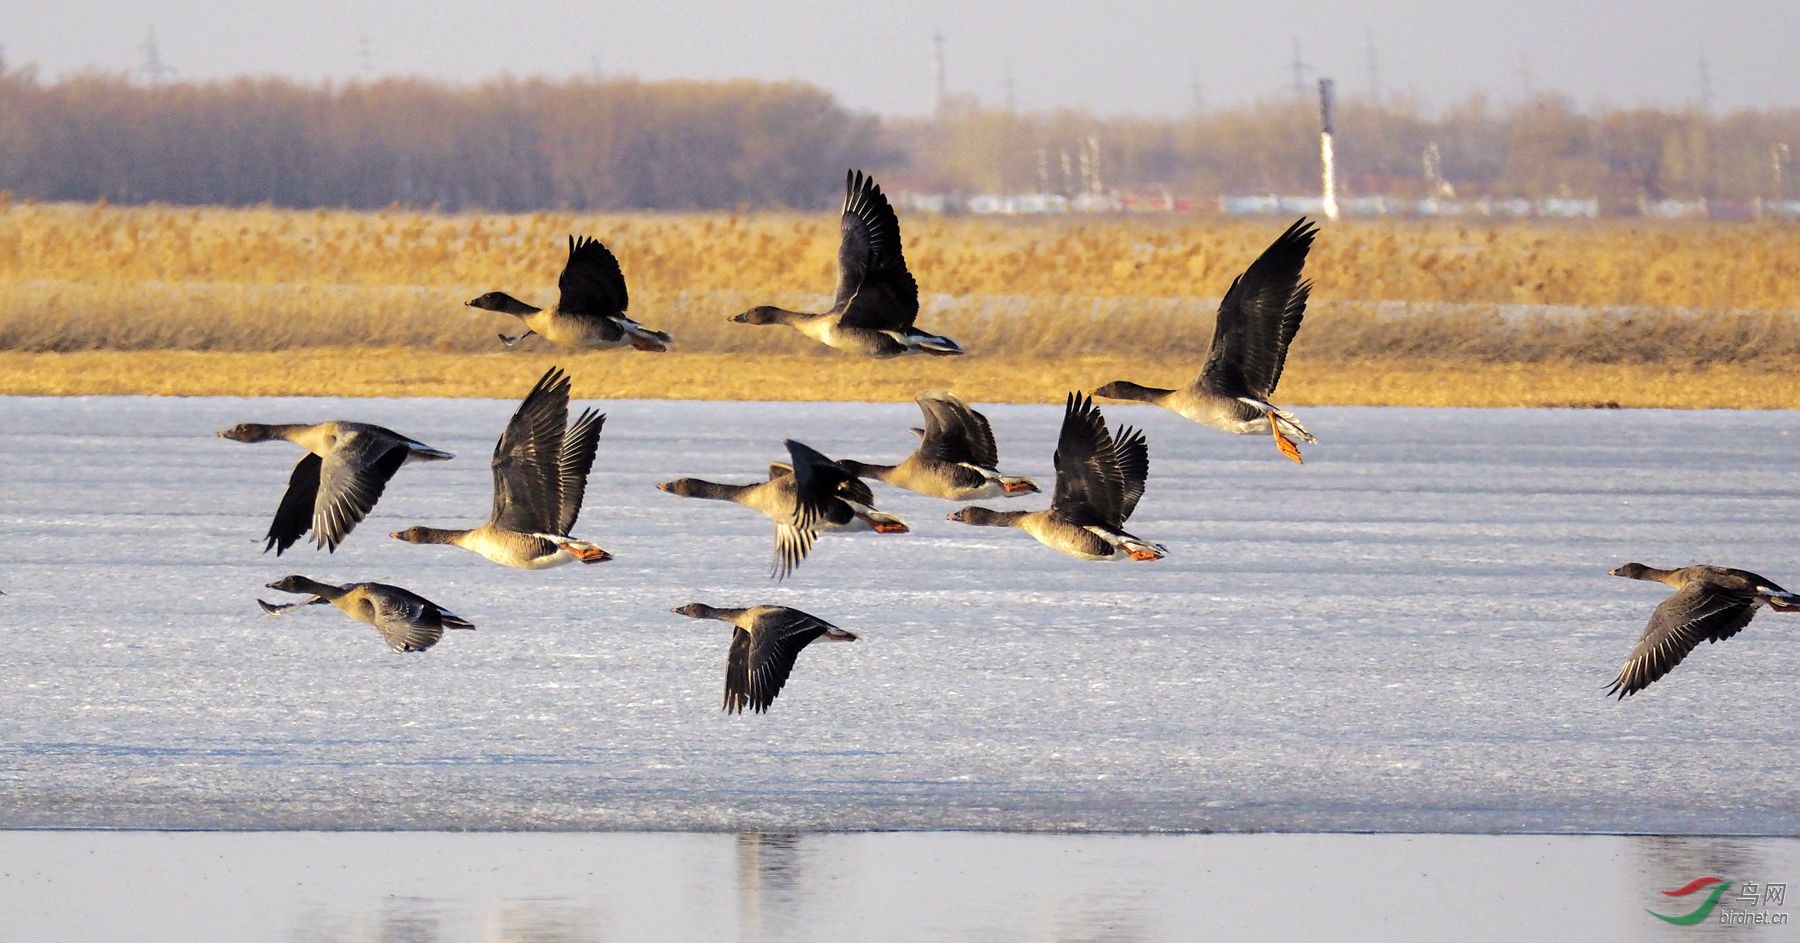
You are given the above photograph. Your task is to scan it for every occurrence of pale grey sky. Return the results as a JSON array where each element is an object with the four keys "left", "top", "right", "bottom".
[{"left": 1, "top": 1, "right": 1792, "bottom": 115}]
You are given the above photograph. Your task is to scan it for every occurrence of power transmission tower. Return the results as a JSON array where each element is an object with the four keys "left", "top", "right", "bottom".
[
  {"left": 1287, "top": 37, "right": 1311, "bottom": 97},
  {"left": 1189, "top": 66, "right": 1205, "bottom": 114},
  {"left": 358, "top": 33, "right": 374, "bottom": 77},
  {"left": 1364, "top": 30, "right": 1382, "bottom": 104},
  {"left": 1516, "top": 53, "right": 1534, "bottom": 101},
  {"left": 1696, "top": 47, "right": 1714, "bottom": 113},
  {"left": 139, "top": 26, "right": 175, "bottom": 87},
  {"left": 932, "top": 31, "right": 948, "bottom": 115}
]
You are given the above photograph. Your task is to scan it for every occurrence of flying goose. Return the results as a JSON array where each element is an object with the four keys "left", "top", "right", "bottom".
[
  {"left": 1605, "top": 563, "right": 1799, "bottom": 698},
  {"left": 390, "top": 366, "right": 610, "bottom": 568},
  {"left": 948, "top": 392, "right": 1163, "bottom": 561},
  {"left": 466, "top": 235, "right": 673, "bottom": 351},
  {"left": 657, "top": 440, "right": 908, "bottom": 580},
  {"left": 218, "top": 420, "right": 453, "bottom": 554},
  {"left": 1094, "top": 217, "right": 1318, "bottom": 463},
  {"left": 838, "top": 391, "right": 1038, "bottom": 500},
  {"left": 730, "top": 169, "right": 962, "bottom": 357},
  {"left": 673, "top": 603, "right": 857, "bottom": 714},
  {"left": 259, "top": 575, "right": 473, "bottom": 653}
]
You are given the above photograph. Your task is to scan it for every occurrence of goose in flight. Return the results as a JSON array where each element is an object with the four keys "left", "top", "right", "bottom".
[
  {"left": 1605, "top": 563, "right": 1799, "bottom": 698},
  {"left": 390, "top": 366, "right": 610, "bottom": 568},
  {"left": 466, "top": 235, "right": 673, "bottom": 351},
  {"left": 259, "top": 575, "right": 474, "bottom": 653},
  {"left": 1094, "top": 218, "right": 1318, "bottom": 462},
  {"left": 672, "top": 603, "right": 857, "bottom": 714},
  {"left": 948, "top": 392, "right": 1163, "bottom": 561},
  {"left": 657, "top": 440, "right": 907, "bottom": 580},
  {"left": 837, "top": 391, "right": 1038, "bottom": 500},
  {"left": 218, "top": 420, "right": 452, "bottom": 554},
  {"left": 730, "top": 169, "right": 962, "bottom": 357}
]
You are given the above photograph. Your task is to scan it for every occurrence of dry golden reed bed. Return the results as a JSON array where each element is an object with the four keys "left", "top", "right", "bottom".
[
  {"left": 2, "top": 349, "right": 1796, "bottom": 409},
  {"left": 1, "top": 200, "right": 1797, "bottom": 404}
]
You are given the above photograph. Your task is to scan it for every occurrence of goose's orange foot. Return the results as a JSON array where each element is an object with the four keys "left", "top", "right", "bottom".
[
  {"left": 873, "top": 521, "right": 911, "bottom": 534},
  {"left": 565, "top": 544, "right": 614, "bottom": 563},
  {"left": 1128, "top": 548, "right": 1164, "bottom": 561},
  {"left": 1001, "top": 480, "right": 1036, "bottom": 495},
  {"left": 1267, "top": 411, "right": 1304, "bottom": 464}
]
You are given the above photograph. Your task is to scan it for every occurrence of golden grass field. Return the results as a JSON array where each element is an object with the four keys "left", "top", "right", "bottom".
[{"left": 1, "top": 199, "right": 1797, "bottom": 405}]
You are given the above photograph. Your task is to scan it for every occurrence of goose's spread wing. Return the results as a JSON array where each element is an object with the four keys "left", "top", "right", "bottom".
[
  {"left": 1050, "top": 392, "right": 1127, "bottom": 528},
  {"left": 1608, "top": 583, "right": 1759, "bottom": 697},
  {"left": 490, "top": 367, "right": 571, "bottom": 534},
  {"left": 313, "top": 433, "right": 411, "bottom": 551},
  {"left": 723, "top": 626, "right": 755, "bottom": 713},
  {"left": 833, "top": 170, "right": 919, "bottom": 331},
  {"left": 771, "top": 521, "right": 817, "bottom": 582},
  {"left": 366, "top": 587, "right": 446, "bottom": 653},
  {"left": 1112, "top": 425, "right": 1150, "bottom": 523},
  {"left": 556, "top": 235, "right": 630, "bottom": 320},
  {"left": 554, "top": 409, "right": 604, "bottom": 536},
  {"left": 916, "top": 392, "right": 999, "bottom": 467},
  {"left": 266, "top": 453, "right": 323, "bottom": 554},
  {"left": 737, "top": 609, "right": 838, "bottom": 713},
  {"left": 769, "top": 440, "right": 858, "bottom": 580},
  {"left": 1196, "top": 218, "right": 1317, "bottom": 400}
]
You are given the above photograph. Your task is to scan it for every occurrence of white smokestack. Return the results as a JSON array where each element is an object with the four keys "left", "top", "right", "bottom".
[{"left": 1318, "top": 78, "right": 1340, "bottom": 221}]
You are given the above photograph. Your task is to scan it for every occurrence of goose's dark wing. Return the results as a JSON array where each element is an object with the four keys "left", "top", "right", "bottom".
[
  {"left": 556, "top": 235, "right": 631, "bottom": 319},
  {"left": 1113, "top": 425, "right": 1150, "bottom": 523},
  {"left": 916, "top": 392, "right": 999, "bottom": 467},
  {"left": 265, "top": 453, "right": 322, "bottom": 554},
  {"left": 365, "top": 587, "right": 447, "bottom": 653},
  {"left": 1196, "top": 218, "right": 1317, "bottom": 400},
  {"left": 1049, "top": 392, "right": 1126, "bottom": 528},
  {"left": 1607, "top": 583, "right": 1759, "bottom": 698},
  {"left": 738, "top": 609, "right": 838, "bottom": 713},
  {"left": 490, "top": 367, "right": 571, "bottom": 534},
  {"left": 313, "top": 433, "right": 411, "bottom": 551},
  {"left": 768, "top": 440, "right": 858, "bottom": 580},
  {"left": 833, "top": 170, "right": 920, "bottom": 331},
  {"left": 553, "top": 409, "right": 604, "bottom": 536},
  {"left": 723, "top": 626, "right": 755, "bottom": 713}
]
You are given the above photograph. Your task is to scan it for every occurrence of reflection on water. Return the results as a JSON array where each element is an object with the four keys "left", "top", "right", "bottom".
[
  {"left": 737, "top": 831, "right": 802, "bottom": 941},
  {"left": 3, "top": 832, "right": 1796, "bottom": 943},
  {"left": 1628, "top": 836, "right": 1787, "bottom": 939}
]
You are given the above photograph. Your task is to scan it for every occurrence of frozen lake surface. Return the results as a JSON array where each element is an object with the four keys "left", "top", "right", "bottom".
[{"left": 0, "top": 395, "right": 1796, "bottom": 833}]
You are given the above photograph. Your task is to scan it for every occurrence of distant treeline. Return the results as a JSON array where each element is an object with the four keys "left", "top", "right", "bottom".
[
  {"left": 0, "top": 73, "right": 891, "bottom": 210},
  {"left": 1, "top": 69, "right": 1796, "bottom": 211}
]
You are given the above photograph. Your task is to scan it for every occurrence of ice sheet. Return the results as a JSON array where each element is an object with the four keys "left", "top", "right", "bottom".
[{"left": 0, "top": 395, "right": 1796, "bottom": 832}]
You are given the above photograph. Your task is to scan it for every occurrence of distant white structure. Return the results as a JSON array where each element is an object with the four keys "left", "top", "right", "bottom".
[{"left": 1318, "top": 78, "right": 1340, "bottom": 221}]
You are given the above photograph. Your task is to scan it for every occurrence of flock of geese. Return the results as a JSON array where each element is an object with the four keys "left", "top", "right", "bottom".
[{"left": 211, "top": 169, "right": 1792, "bottom": 711}]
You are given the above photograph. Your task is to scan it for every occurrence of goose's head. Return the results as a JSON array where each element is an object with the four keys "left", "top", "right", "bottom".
[
  {"left": 465, "top": 291, "right": 537, "bottom": 316},
  {"left": 730, "top": 305, "right": 782, "bottom": 325}
]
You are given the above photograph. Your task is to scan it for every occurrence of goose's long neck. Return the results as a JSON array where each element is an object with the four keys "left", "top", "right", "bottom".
[
  {"left": 684, "top": 604, "right": 748, "bottom": 623},
  {"left": 1097, "top": 381, "right": 1175, "bottom": 404},
  {"left": 404, "top": 527, "right": 467, "bottom": 545},
  {"left": 289, "top": 577, "right": 345, "bottom": 600},
  {"left": 243, "top": 423, "right": 313, "bottom": 443},
  {"left": 689, "top": 480, "right": 757, "bottom": 503},
  {"left": 836, "top": 459, "right": 896, "bottom": 482},
  {"left": 962, "top": 508, "right": 1030, "bottom": 528}
]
